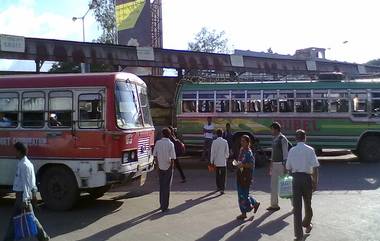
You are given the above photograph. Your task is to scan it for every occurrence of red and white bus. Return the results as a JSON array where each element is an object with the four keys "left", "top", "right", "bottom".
[{"left": 0, "top": 72, "right": 155, "bottom": 210}]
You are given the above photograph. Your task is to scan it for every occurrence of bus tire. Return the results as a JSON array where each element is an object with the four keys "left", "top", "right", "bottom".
[
  {"left": 88, "top": 185, "right": 111, "bottom": 200},
  {"left": 40, "top": 166, "right": 79, "bottom": 211},
  {"left": 358, "top": 136, "right": 380, "bottom": 162}
]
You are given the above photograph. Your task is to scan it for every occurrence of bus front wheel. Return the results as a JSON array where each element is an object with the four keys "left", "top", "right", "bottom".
[
  {"left": 40, "top": 166, "right": 79, "bottom": 211},
  {"left": 358, "top": 136, "right": 380, "bottom": 162}
]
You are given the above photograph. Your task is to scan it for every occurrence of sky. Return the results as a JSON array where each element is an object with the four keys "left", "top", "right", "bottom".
[{"left": 0, "top": 0, "right": 379, "bottom": 71}]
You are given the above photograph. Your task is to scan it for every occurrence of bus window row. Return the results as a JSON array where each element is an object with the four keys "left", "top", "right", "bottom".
[
  {"left": 181, "top": 90, "right": 379, "bottom": 114},
  {"left": 0, "top": 91, "right": 103, "bottom": 129}
]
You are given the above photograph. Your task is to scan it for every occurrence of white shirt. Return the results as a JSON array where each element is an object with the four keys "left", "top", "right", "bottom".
[
  {"left": 210, "top": 137, "right": 229, "bottom": 167},
  {"left": 13, "top": 156, "right": 37, "bottom": 202},
  {"left": 286, "top": 142, "right": 320, "bottom": 174},
  {"left": 203, "top": 123, "right": 214, "bottom": 139},
  {"left": 153, "top": 138, "right": 176, "bottom": 170}
]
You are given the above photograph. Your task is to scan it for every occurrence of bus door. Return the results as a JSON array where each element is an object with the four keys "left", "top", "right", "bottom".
[{"left": 73, "top": 90, "right": 106, "bottom": 155}]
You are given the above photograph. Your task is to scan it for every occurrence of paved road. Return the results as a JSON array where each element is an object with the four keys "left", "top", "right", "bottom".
[{"left": 1, "top": 156, "right": 379, "bottom": 241}]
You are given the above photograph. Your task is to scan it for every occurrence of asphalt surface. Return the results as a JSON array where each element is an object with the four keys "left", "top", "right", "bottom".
[{"left": 0, "top": 154, "right": 379, "bottom": 241}]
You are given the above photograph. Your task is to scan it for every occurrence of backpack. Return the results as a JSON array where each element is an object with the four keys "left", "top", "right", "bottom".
[
  {"left": 174, "top": 139, "right": 186, "bottom": 156},
  {"left": 279, "top": 135, "right": 293, "bottom": 151}
]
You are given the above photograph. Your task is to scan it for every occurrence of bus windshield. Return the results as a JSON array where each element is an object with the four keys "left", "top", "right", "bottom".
[
  {"left": 115, "top": 81, "right": 143, "bottom": 129},
  {"left": 137, "top": 85, "right": 154, "bottom": 127}
]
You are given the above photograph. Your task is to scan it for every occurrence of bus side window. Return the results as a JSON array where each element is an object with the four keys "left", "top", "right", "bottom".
[
  {"left": 263, "top": 92, "right": 278, "bottom": 112},
  {"left": 78, "top": 94, "right": 103, "bottom": 129},
  {"left": 231, "top": 92, "right": 245, "bottom": 112},
  {"left": 216, "top": 92, "right": 230, "bottom": 113},
  {"left": 351, "top": 92, "right": 367, "bottom": 113},
  {"left": 198, "top": 91, "right": 214, "bottom": 113},
  {"left": 296, "top": 91, "right": 311, "bottom": 113},
  {"left": 330, "top": 91, "right": 348, "bottom": 113},
  {"left": 371, "top": 92, "right": 380, "bottom": 116},
  {"left": 313, "top": 92, "right": 328, "bottom": 113},
  {"left": 22, "top": 91, "right": 45, "bottom": 128},
  {"left": 181, "top": 92, "right": 197, "bottom": 113},
  {"left": 48, "top": 91, "right": 73, "bottom": 128},
  {"left": 279, "top": 92, "right": 294, "bottom": 112},
  {"left": 0, "top": 92, "right": 19, "bottom": 128},
  {"left": 247, "top": 92, "right": 261, "bottom": 112}
]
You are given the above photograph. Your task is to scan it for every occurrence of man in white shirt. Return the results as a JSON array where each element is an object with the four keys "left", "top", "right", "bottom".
[
  {"left": 3, "top": 142, "right": 50, "bottom": 241},
  {"left": 286, "top": 130, "right": 320, "bottom": 241},
  {"left": 201, "top": 117, "right": 215, "bottom": 162},
  {"left": 267, "top": 122, "right": 291, "bottom": 212},
  {"left": 153, "top": 128, "right": 176, "bottom": 212},
  {"left": 210, "top": 129, "right": 230, "bottom": 194}
]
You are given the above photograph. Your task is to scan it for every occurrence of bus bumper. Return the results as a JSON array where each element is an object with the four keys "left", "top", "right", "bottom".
[{"left": 133, "top": 156, "right": 155, "bottom": 178}]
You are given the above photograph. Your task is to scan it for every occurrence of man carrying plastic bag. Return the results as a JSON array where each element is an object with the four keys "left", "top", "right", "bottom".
[
  {"left": 286, "top": 130, "right": 320, "bottom": 241},
  {"left": 3, "top": 142, "right": 50, "bottom": 241}
]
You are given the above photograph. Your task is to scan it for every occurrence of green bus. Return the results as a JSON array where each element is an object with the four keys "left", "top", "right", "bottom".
[{"left": 176, "top": 77, "right": 380, "bottom": 162}]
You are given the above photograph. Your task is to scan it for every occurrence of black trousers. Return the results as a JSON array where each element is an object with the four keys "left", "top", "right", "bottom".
[
  {"left": 174, "top": 159, "right": 186, "bottom": 180},
  {"left": 215, "top": 167, "right": 226, "bottom": 191},
  {"left": 201, "top": 139, "right": 213, "bottom": 162},
  {"left": 292, "top": 172, "right": 313, "bottom": 239},
  {"left": 158, "top": 168, "right": 173, "bottom": 211},
  {"left": 3, "top": 192, "right": 49, "bottom": 241}
]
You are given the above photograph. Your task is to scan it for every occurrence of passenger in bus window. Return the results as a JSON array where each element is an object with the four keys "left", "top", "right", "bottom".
[
  {"left": 49, "top": 114, "right": 62, "bottom": 127},
  {"left": 353, "top": 94, "right": 359, "bottom": 111},
  {"left": 0, "top": 112, "right": 12, "bottom": 127}
]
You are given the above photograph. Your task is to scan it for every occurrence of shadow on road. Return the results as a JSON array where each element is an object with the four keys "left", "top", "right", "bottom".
[
  {"left": 76, "top": 208, "right": 161, "bottom": 241},
  {"left": 196, "top": 211, "right": 293, "bottom": 241}
]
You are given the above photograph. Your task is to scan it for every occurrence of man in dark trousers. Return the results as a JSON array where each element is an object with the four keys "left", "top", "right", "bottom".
[
  {"left": 3, "top": 142, "right": 50, "bottom": 241},
  {"left": 286, "top": 130, "right": 320, "bottom": 241},
  {"left": 210, "top": 129, "right": 230, "bottom": 194},
  {"left": 153, "top": 128, "right": 176, "bottom": 212},
  {"left": 168, "top": 126, "right": 186, "bottom": 183}
]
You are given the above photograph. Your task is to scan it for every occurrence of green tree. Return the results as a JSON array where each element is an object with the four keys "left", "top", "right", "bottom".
[
  {"left": 49, "top": 0, "right": 117, "bottom": 73},
  {"left": 367, "top": 59, "right": 380, "bottom": 66},
  {"left": 92, "top": 0, "right": 117, "bottom": 44},
  {"left": 188, "top": 27, "right": 230, "bottom": 54}
]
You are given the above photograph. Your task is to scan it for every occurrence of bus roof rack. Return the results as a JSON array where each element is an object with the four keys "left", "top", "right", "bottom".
[{"left": 318, "top": 72, "right": 345, "bottom": 81}]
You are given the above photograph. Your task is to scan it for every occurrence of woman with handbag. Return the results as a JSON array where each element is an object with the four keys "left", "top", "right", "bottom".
[{"left": 235, "top": 135, "right": 260, "bottom": 220}]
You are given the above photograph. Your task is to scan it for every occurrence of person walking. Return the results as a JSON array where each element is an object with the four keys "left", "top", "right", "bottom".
[
  {"left": 168, "top": 126, "right": 186, "bottom": 183},
  {"left": 267, "top": 122, "right": 290, "bottom": 212},
  {"left": 286, "top": 129, "right": 320, "bottom": 241},
  {"left": 153, "top": 128, "right": 176, "bottom": 212},
  {"left": 210, "top": 129, "right": 229, "bottom": 194},
  {"left": 201, "top": 117, "right": 214, "bottom": 162},
  {"left": 235, "top": 135, "right": 260, "bottom": 220},
  {"left": 3, "top": 142, "right": 50, "bottom": 241}
]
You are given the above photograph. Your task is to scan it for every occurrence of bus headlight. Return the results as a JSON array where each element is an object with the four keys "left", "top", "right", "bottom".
[{"left": 122, "top": 150, "right": 138, "bottom": 164}]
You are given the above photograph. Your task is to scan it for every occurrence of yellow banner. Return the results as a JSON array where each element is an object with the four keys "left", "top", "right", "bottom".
[{"left": 116, "top": 0, "right": 145, "bottom": 31}]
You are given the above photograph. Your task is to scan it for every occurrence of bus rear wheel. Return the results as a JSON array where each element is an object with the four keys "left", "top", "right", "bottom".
[
  {"left": 88, "top": 185, "right": 111, "bottom": 200},
  {"left": 40, "top": 166, "right": 79, "bottom": 211},
  {"left": 358, "top": 136, "right": 380, "bottom": 162}
]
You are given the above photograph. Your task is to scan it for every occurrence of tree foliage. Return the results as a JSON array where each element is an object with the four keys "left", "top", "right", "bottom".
[
  {"left": 367, "top": 59, "right": 380, "bottom": 66},
  {"left": 49, "top": 62, "right": 80, "bottom": 73},
  {"left": 92, "top": 0, "right": 117, "bottom": 44},
  {"left": 188, "top": 27, "right": 230, "bottom": 54}
]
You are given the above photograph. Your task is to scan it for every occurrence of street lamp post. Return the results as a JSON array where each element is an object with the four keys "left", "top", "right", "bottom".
[{"left": 72, "top": 1, "right": 97, "bottom": 73}]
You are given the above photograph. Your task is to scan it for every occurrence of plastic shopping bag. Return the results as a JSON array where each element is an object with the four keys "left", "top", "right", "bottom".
[
  {"left": 13, "top": 211, "right": 38, "bottom": 240},
  {"left": 278, "top": 175, "right": 293, "bottom": 199}
]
